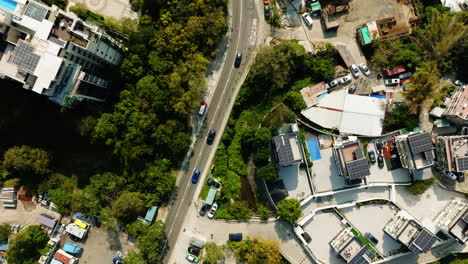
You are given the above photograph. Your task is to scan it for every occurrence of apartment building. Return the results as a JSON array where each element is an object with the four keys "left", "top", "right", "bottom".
[
  {"left": 0, "top": 0, "right": 124, "bottom": 106},
  {"left": 435, "top": 135, "right": 468, "bottom": 173},
  {"left": 395, "top": 132, "right": 435, "bottom": 175},
  {"left": 333, "top": 137, "right": 370, "bottom": 185},
  {"left": 445, "top": 85, "right": 468, "bottom": 125}
]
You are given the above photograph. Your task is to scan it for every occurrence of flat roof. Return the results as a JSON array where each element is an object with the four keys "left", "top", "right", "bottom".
[
  {"left": 272, "top": 132, "right": 303, "bottom": 167},
  {"left": 300, "top": 82, "right": 327, "bottom": 108},
  {"left": 360, "top": 27, "right": 372, "bottom": 45},
  {"left": 65, "top": 223, "right": 86, "bottom": 239},
  {"left": 205, "top": 188, "right": 217, "bottom": 205}
]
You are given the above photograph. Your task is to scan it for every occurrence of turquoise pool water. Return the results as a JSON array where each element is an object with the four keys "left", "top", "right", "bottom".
[
  {"left": 0, "top": 0, "right": 17, "bottom": 12},
  {"left": 306, "top": 138, "right": 322, "bottom": 161}
]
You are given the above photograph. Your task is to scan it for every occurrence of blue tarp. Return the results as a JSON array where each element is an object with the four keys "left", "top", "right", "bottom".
[
  {"left": 0, "top": 243, "right": 8, "bottom": 251},
  {"left": 50, "top": 259, "right": 63, "bottom": 264},
  {"left": 371, "top": 94, "right": 386, "bottom": 99},
  {"left": 63, "top": 242, "right": 82, "bottom": 255},
  {"left": 306, "top": 138, "right": 322, "bottom": 161}
]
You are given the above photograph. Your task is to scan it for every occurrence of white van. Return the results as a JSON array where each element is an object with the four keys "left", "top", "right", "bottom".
[
  {"left": 302, "top": 13, "right": 313, "bottom": 27},
  {"left": 198, "top": 102, "right": 207, "bottom": 116}
]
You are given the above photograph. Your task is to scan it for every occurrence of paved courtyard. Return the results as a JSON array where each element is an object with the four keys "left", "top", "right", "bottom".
[
  {"left": 312, "top": 147, "right": 347, "bottom": 192},
  {"left": 367, "top": 141, "right": 412, "bottom": 184},
  {"left": 69, "top": 0, "right": 138, "bottom": 20},
  {"left": 340, "top": 204, "right": 402, "bottom": 257},
  {"left": 0, "top": 200, "right": 60, "bottom": 226},
  {"left": 279, "top": 164, "right": 311, "bottom": 201}
]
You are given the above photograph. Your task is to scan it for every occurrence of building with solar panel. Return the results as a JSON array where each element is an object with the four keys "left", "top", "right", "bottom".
[
  {"left": 329, "top": 227, "right": 377, "bottom": 264},
  {"left": 435, "top": 136, "right": 468, "bottom": 173},
  {"left": 272, "top": 131, "right": 304, "bottom": 167},
  {"left": 0, "top": 0, "right": 125, "bottom": 107},
  {"left": 333, "top": 137, "right": 370, "bottom": 185},
  {"left": 384, "top": 210, "right": 438, "bottom": 253},
  {"left": 435, "top": 200, "right": 468, "bottom": 243},
  {"left": 395, "top": 132, "right": 435, "bottom": 175}
]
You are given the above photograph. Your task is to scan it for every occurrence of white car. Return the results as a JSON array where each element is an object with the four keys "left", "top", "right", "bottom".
[
  {"left": 384, "top": 78, "right": 400, "bottom": 86},
  {"left": 325, "top": 79, "right": 338, "bottom": 89},
  {"left": 349, "top": 64, "right": 359, "bottom": 78},
  {"left": 302, "top": 13, "right": 313, "bottom": 27},
  {"left": 338, "top": 75, "right": 352, "bottom": 85},
  {"left": 359, "top": 63, "right": 371, "bottom": 76},
  {"left": 454, "top": 80, "right": 465, "bottom": 86},
  {"left": 207, "top": 202, "right": 218, "bottom": 219}
]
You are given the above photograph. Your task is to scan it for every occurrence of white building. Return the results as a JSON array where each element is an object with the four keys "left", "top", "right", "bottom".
[{"left": 0, "top": 0, "right": 124, "bottom": 106}]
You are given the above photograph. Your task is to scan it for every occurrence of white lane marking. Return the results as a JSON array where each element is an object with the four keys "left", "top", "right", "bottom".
[{"left": 249, "top": 19, "right": 257, "bottom": 46}]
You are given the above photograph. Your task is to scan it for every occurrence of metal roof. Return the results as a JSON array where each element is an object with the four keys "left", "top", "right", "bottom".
[
  {"left": 63, "top": 242, "right": 82, "bottom": 255},
  {"left": 205, "top": 188, "right": 217, "bottom": 206},
  {"left": 38, "top": 213, "right": 57, "bottom": 229},
  {"left": 346, "top": 159, "right": 370, "bottom": 180},
  {"left": 408, "top": 132, "right": 434, "bottom": 154}
]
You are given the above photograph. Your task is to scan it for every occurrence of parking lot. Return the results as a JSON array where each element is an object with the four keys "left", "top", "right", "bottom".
[
  {"left": 312, "top": 147, "right": 348, "bottom": 192},
  {"left": 302, "top": 211, "right": 347, "bottom": 264},
  {"left": 340, "top": 204, "right": 402, "bottom": 257},
  {"left": 0, "top": 200, "right": 60, "bottom": 226},
  {"left": 279, "top": 164, "right": 312, "bottom": 200}
]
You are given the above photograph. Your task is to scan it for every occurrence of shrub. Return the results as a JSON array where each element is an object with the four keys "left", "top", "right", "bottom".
[
  {"left": 276, "top": 198, "right": 302, "bottom": 224},
  {"left": 215, "top": 201, "right": 252, "bottom": 220},
  {"left": 407, "top": 178, "right": 436, "bottom": 195},
  {"left": 219, "top": 170, "right": 241, "bottom": 201},
  {"left": 257, "top": 162, "right": 278, "bottom": 182},
  {"left": 284, "top": 91, "right": 307, "bottom": 113},
  {"left": 257, "top": 204, "right": 271, "bottom": 221}
]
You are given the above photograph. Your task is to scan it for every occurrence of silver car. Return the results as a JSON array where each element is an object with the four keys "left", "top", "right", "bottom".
[
  {"left": 359, "top": 63, "right": 371, "bottom": 76},
  {"left": 349, "top": 64, "right": 359, "bottom": 78},
  {"left": 339, "top": 75, "right": 352, "bottom": 85}
]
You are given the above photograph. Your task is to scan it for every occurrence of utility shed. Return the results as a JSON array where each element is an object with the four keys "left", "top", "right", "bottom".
[
  {"left": 205, "top": 188, "right": 218, "bottom": 206},
  {"left": 38, "top": 213, "right": 57, "bottom": 229}
]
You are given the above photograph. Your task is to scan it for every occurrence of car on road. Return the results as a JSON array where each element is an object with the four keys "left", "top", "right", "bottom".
[
  {"left": 359, "top": 63, "right": 371, "bottom": 76},
  {"left": 188, "top": 246, "right": 200, "bottom": 257},
  {"left": 377, "top": 155, "right": 384, "bottom": 168},
  {"left": 264, "top": 4, "right": 270, "bottom": 20},
  {"left": 445, "top": 171, "right": 457, "bottom": 181},
  {"left": 185, "top": 253, "right": 199, "bottom": 263},
  {"left": 191, "top": 169, "right": 200, "bottom": 183},
  {"left": 207, "top": 178, "right": 221, "bottom": 188},
  {"left": 234, "top": 52, "right": 242, "bottom": 68},
  {"left": 338, "top": 75, "right": 352, "bottom": 85},
  {"left": 349, "top": 64, "right": 359, "bottom": 78},
  {"left": 207, "top": 202, "right": 218, "bottom": 219},
  {"left": 384, "top": 78, "right": 400, "bottom": 86},
  {"left": 365, "top": 233, "right": 379, "bottom": 244},
  {"left": 302, "top": 13, "right": 313, "bottom": 27},
  {"left": 348, "top": 84, "right": 357, "bottom": 94},
  {"left": 229, "top": 233, "right": 243, "bottom": 241},
  {"left": 207, "top": 129, "right": 216, "bottom": 145},
  {"left": 368, "top": 151, "right": 376, "bottom": 163},
  {"left": 326, "top": 79, "right": 338, "bottom": 89},
  {"left": 199, "top": 203, "right": 209, "bottom": 216},
  {"left": 375, "top": 140, "right": 382, "bottom": 154}
]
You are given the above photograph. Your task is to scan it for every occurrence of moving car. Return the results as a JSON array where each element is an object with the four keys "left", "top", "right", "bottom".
[
  {"left": 359, "top": 63, "right": 371, "bottom": 76},
  {"left": 302, "top": 13, "right": 313, "bottom": 27},
  {"left": 365, "top": 233, "right": 379, "bottom": 244},
  {"left": 348, "top": 84, "right": 357, "bottom": 94},
  {"left": 188, "top": 246, "right": 200, "bottom": 257},
  {"left": 198, "top": 101, "right": 207, "bottom": 116},
  {"left": 368, "top": 151, "right": 376, "bottom": 163},
  {"left": 207, "top": 129, "right": 216, "bottom": 145},
  {"left": 207, "top": 202, "right": 218, "bottom": 219},
  {"left": 349, "top": 64, "right": 359, "bottom": 78},
  {"left": 264, "top": 4, "right": 270, "bottom": 20},
  {"left": 185, "top": 253, "right": 199, "bottom": 263},
  {"left": 207, "top": 178, "right": 221, "bottom": 188},
  {"left": 229, "top": 233, "right": 243, "bottom": 241},
  {"left": 191, "top": 169, "right": 200, "bottom": 183},
  {"left": 199, "top": 203, "right": 209, "bottom": 216},
  {"left": 234, "top": 52, "right": 242, "bottom": 68},
  {"left": 384, "top": 78, "right": 400, "bottom": 86},
  {"left": 338, "top": 75, "right": 352, "bottom": 85},
  {"left": 377, "top": 155, "right": 384, "bottom": 168}
]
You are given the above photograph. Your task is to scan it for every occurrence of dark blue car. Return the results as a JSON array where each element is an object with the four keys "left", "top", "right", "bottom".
[{"left": 191, "top": 169, "right": 200, "bottom": 183}]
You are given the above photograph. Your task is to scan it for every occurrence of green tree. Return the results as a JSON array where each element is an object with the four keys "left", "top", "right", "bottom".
[
  {"left": 403, "top": 61, "right": 440, "bottom": 114},
  {"left": 383, "top": 105, "right": 419, "bottom": 132},
  {"left": 125, "top": 252, "right": 147, "bottom": 264},
  {"left": 284, "top": 91, "right": 306, "bottom": 113},
  {"left": 86, "top": 172, "right": 127, "bottom": 206},
  {"left": 127, "top": 221, "right": 149, "bottom": 239},
  {"left": 235, "top": 238, "right": 282, "bottom": 264},
  {"left": 69, "top": 3, "right": 88, "bottom": 19},
  {"left": 0, "top": 224, "right": 11, "bottom": 243},
  {"left": 276, "top": 198, "right": 302, "bottom": 224},
  {"left": 3, "top": 145, "right": 50, "bottom": 175},
  {"left": 111, "top": 192, "right": 146, "bottom": 224},
  {"left": 257, "top": 162, "right": 278, "bottom": 182},
  {"left": 204, "top": 242, "right": 225, "bottom": 264},
  {"left": 137, "top": 221, "right": 166, "bottom": 263},
  {"left": 6, "top": 225, "right": 48, "bottom": 264}
]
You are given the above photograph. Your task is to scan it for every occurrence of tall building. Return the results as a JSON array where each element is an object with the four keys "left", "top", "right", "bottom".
[
  {"left": 435, "top": 135, "right": 468, "bottom": 173},
  {"left": 0, "top": 0, "right": 124, "bottom": 106}
]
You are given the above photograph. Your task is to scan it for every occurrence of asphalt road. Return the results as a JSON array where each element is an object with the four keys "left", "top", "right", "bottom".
[{"left": 161, "top": 0, "right": 257, "bottom": 262}]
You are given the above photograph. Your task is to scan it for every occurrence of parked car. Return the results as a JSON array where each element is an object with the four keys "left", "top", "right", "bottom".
[
  {"left": 457, "top": 173, "right": 465, "bottom": 182},
  {"left": 198, "top": 101, "right": 207, "bottom": 116},
  {"left": 348, "top": 84, "right": 357, "bottom": 94},
  {"left": 207, "top": 202, "right": 218, "bottom": 219},
  {"left": 377, "top": 155, "right": 384, "bottom": 168},
  {"left": 349, "top": 64, "right": 359, "bottom": 78},
  {"left": 207, "top": 178, "right": 221, "bottom": 188},
  {"left": 359, "top": 63, "right": 371, "bottom": 76},
  {"left": 326, "top": 79, "right": 338, "bottom": 89},
  {"left": 264, "top": 4, "right": 270, "bottom": 20},
  {"left": 185, "top": 253, "right": 200, "bottom": 263},
  {"left": 229, "top": 233, "right": 243, "bottom": 241},
  {"left": 375, "top": 140, "right": 382, "bottom": 154},
  {"left": 384, "top": 78, "right": 400, "bottom": 86},
  {"left": 445, "top": 171, "right": 457, "bottom": 181},
  {"left": 365, "top": 233, "right": 379, "bottom": 244},
  {"left": 345, "top": 178, "right": 363, "bottom": 185},
  {"left": 191, "top": 169, "right": 200, "bottom": 183},
  {"left": 338, "top": 75, "right": 352, "bottom": 85},
  {"left": 199, "top": 203, "right": 209, "bottom": 216},
  {"left": 207, "top": 129, "right": 216, "bottom": 145},
  {"left": 234, "top": 52, "right": 242, "bottom": 68},
  {"left": 368, "top": 151, "right": 376, "bottom": 163},
  {"left": 188, "top": 246, "right": 200, "bottom": 257},
  {"left": 454, "top": 80, "right": 465, "bottom": 86},
  {"left": 302, "top": 13, "right": 313, "bottom": 27}
]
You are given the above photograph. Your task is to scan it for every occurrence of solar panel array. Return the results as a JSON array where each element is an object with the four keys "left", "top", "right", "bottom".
[
  {"left": 409, "top": 229, "right": 437, "bottom": 253},
  {"left": 456, "top": 157, "right": 468, "bottom": 172},
  {"left": 408, "top": 132, "right": 433, "bottom": 154},
  {"left": 346, "top": 159, "right": 370, "bottom": 180},
  {"left": 354, "top": 149, "right": 363, "bottom": 159},
  {"left": 348, "top": 247, "right": 372, "bottom": 264},
  {"left": 272, "top": 133, "right": 301, "bottom": 167},
  {"left": 10, "top": 41, "right": 40, "bottom": 74},
  {"left": 24, "top": 2, "right": 48, "bottom": 21}
]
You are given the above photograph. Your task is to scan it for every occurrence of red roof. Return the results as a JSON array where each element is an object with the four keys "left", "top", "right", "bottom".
[
  {"left": 54, "top": 250, "right": 72, "bottom": 264},
  {"left": 383, "top": 65, "right": 406, "bottom": 76}
]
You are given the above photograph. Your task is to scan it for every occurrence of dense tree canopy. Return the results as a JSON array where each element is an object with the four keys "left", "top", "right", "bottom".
[
  {"left": 6, "top": 225, "right": 48, "bottom": 264},
  {"left": 2, "top": 146, "right": 50, "bottom": 175},
  {"left": 276, "top": 198, "right": 302, "bottom": 225},
  {"left": 136, "top": 221, "right": 166, "bottom": 263},
  {"left": 204, "top": 242, "right": 225, "bottom": 264},
  {"left": 0, "top": 224, "right": 11, "bottom": 243},
  {"left": 257, "top": 162, "right": 278, "bottom": 182},
  {"left": 111, "top": 192, "right": 146, "bottom": 224},
  {"left": 234, "top": 238, "right": 282, "bottom": 264}
]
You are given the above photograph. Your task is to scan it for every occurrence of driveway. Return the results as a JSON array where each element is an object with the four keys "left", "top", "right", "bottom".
[{"left": 367, "top": 140, "right": 412, "bottom": 184}]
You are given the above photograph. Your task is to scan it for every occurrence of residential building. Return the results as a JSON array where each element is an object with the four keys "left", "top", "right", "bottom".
[
  {"left": 137, "top": 206, "right": 159, "bottom": 225},
  {"left": 0, "top": 0, "right": 124, "bottom": 107},
  {"left": 300, "top": 82, "right": 327, "bottom": 108},
  {"left": 435, "top": 135, "right": 468, "bottom": 173},
  {"left": 333, "top": 137, "right": 370, "bottom": 184},
  {"left": 272, "top": 130, "right": 303, "bottom": 167},
  {"left": 445, "top": 85, "right": 468, "bottom": 125},
  {"left": 395, "top": 132, "right": 435, "bottom": 174},
  {"left": 52, "top": 249, "right": 78, "bottom": 264},
  {"left": 329, "top": 227, "right": 375, "bottom": 264},
  {"left": 38, "top": 213, "right": 57, "bottom": 230},
  {"left": 435, "top": 200, "right": 468, "bottom": 243},
  {"left": 384, "top": 210, "right": 438, "bottom": 253}
]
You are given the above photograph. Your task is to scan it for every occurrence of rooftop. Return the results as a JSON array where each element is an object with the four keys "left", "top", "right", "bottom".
[
  {"left": 272, "top": 132, "right": 303, "bottom": 167},
  {"left": 300, "top": 82, "right": 327, "bottom": 108},
  {"left": 445, "top": 85, "right": 468, "bottom": 120}
]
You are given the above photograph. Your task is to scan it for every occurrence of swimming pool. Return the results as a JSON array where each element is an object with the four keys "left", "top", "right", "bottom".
[
  {"left": 0, "top": 0, "right": 17, "bottom": 13},
  {"left": 306, "top": 137, "right": 322, "bottom": 161}
]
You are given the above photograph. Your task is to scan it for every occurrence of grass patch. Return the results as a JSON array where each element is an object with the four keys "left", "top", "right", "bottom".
[
  {"left": 351, "top": 228, "right": 378, "bottom": 255},
  {"left": 407, "top": 178, "right": 437, "bottom": 195}
]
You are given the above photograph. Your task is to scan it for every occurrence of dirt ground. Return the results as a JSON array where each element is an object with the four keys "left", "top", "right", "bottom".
[{"left": 0, "top": 200, "right": 60, "bottom": 226}]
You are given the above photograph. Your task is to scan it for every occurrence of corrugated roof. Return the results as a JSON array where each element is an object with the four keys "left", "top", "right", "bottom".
[
  {"left": 54, "top": 250, "right": 74, "bottom": 264},
  {"left": 38, "top": 213, "right": 57, "bottom": 229},
  {"left": 205, "top": 188, "right": 217, "bottom": 205},
  {"left": 144, "top": 206, "right": 158, "bottom": 223}
]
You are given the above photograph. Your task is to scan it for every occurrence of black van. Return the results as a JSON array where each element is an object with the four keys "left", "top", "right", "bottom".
[{"left": 228, "top": 233, "right": 243, "bottom": 241}]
